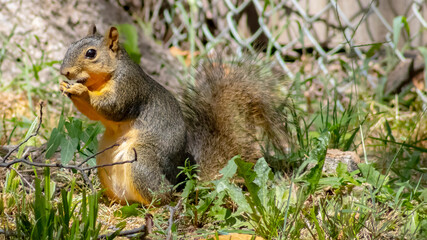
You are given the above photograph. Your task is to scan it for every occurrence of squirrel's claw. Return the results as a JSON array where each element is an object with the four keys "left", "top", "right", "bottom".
[{"left": 59, "top": 81, "right": 72, "bottom": 97}]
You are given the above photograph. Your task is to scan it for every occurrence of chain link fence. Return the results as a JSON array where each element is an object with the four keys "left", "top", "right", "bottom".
[{"left": 139, "top": 0, "right": 427, "bottom": 82}]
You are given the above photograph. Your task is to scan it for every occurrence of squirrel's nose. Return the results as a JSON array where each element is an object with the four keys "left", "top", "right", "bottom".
[
  {"left": 60, "top": 68, "right": 69, "bottom": 77},
  {"left": 60, "top": 66, "right": 71, "bottom": 79}
]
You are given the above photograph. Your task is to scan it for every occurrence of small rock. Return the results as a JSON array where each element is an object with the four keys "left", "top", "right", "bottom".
[{"left": 307, "top": 149, "right": 361, "bottom": 174}]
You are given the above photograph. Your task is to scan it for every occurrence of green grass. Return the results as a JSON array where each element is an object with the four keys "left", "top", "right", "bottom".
[{"left": 1, "top": 167, "right": 102, "bottom": 239}]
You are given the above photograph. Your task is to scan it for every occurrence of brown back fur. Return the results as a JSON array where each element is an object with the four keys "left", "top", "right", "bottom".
[{"left": 181, "top": 56, "right": 289, "bottom": 179}]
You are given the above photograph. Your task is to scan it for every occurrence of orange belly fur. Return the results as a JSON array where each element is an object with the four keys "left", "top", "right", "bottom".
[
  {"left": 96, "top": 122, "right": 149, "bottom": 205},
  {"left": 68, "top": 78, "right": 148, "bottom": 204}
]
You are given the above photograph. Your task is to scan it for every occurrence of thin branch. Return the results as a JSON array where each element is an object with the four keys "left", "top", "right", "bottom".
[
  {"left": 81, "top": 148, "right": 137, "bottom": 171},
  {"left": 78, "top": 143, "right": 119, "bottom": 167},
  {"left": 0, "top": 155, "right": 136, "bottom": 171},
  {"left": 11, "top": 166, "right": 35, "bottom": 192},
  {"left": 0, "top": 149, "right": 137, "bottom": 190},
  {"left": 98, "top": 213, "right": 152, "bottom": 239},
  {"left": 82, "top": 159, "right": 136, "bottom": 171},
  {"left": 166, "top": 199, "right": 183, "bottom": 240},
  {"left": 2, "top": 101, "right": 44, "bottom": 162},
  {"left": 97, "top": 225, "right": 146, "bottom": 239}
]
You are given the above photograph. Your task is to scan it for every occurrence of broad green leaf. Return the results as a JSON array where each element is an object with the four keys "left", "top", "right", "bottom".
[
  {"left": 253, "top": 158, "right": 273, "bottom": 186},
  {"left": 358, "top": 163, "right": 388, "bottom": 188},
  {"left": 234, "top": 159, "right": 267, "bottom": 218},
  {"left": 197, "top": 192, "right": 217, "bottom": 215},
  {"left": 60, "top": 137, "right": 79, "bottom": 164},
  {"left": 79, "top": 123, "right": 102, "bottom": 151},
  {"left": 114, "top": 204, "right": 139, "bottom": 218},
  {"left": 45, "top": 128, "right": 64, "bottom": 159},
  {"left": 235, "top": 159, "right": 261, "bottom": 203},
  {"left": 57, "top": 114, "right": 65, "bottom": 131},
  {"left": 305, "top": 131, "right": 330, "bottom": 194},
  {"left": 79, "top": 149, "right": 97, "bottom": 166},
  {"left": 253, "top": 158, "right": 273, "bottom": 206},
  {"left": 295, "top": 158, "right": 317, "bottom": 177},
  {"left": 181, "top": 179, "right": 196, "bottom": 199},
  {"left": 235, "top": 159, "right": 255, "bottom": 183},
  {"left": 209, "top": 204, "right": 229, "bottom": 222},
  {"left": 216, "top": 180, "right": 251, "bottom": 213},
  {"left": 218, "top": 156, "right": 239, "bottom": 179},
  {"left": 64, "top": 118, "right": 82, "bottom": 139},
  {"left": 318, "top": 177, "right": 342, "bottom": 189}
]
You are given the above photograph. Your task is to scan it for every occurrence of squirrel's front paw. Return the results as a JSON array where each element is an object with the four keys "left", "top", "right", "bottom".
[
  {"left": 60, "top": 81, "right": 88, "bottom": 97},
  {"left": 60, "top": 81, "right": 71, "bottom": 97}
]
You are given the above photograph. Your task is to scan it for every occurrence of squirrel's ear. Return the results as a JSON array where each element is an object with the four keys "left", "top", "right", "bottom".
[
  {"left": 87, "top": 24, "right": 97, "bottom": 36},
  {"left": 105, "top": 27, "right": 119, "bottom": 52}
]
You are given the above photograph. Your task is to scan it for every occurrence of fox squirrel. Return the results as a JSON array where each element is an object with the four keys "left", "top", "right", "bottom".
[{"left": 60, "top": 25, "right": 288, "bottom": 205}]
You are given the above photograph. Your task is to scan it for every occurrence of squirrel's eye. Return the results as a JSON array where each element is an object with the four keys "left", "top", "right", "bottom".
[{"left": 85, "top": 49, "right": 97, "bottom": 59}]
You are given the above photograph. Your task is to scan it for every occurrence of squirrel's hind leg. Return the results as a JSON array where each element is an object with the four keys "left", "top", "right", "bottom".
[{"left": 130, "top": 145, "right": 175, "bottom": 205}]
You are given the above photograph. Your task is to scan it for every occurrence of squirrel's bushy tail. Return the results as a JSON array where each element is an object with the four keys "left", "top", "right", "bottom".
[{"left": 181, "top": 55, "right": 290, "bottom": 179}]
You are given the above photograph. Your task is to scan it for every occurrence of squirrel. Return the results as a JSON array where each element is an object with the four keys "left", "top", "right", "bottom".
[{"left": 59, "top": 25, "right": 289, "bottom": 205}]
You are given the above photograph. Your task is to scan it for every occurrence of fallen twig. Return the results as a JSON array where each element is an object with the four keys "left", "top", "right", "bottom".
[
  {"left": 0, "top": 156, "right": 136, "bottom": 171},
  {"left": 0, "top": 150, "right": 137, "bottom": 190},
  {"left": 78, "top": 143, "right": 119, "bottom": 167},
  {"left": 11, "top": 166, "right": 35, "bottom": 192},
  {"left": 97, "top": 213, "right": 152, "bottom": 239},
  {"left": 166, "top": 199, "right": 183, "bottom": 240},
  {"left": 97, "top": 225, "right": 147, "bottom": 239},
  {"left": 82, "top": 148, "right": 137, "bottom": 171}
]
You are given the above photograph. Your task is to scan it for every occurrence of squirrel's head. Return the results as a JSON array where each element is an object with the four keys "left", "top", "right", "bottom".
[{"left": 60, "top": 25, "right": 120, "bottom": 88}]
